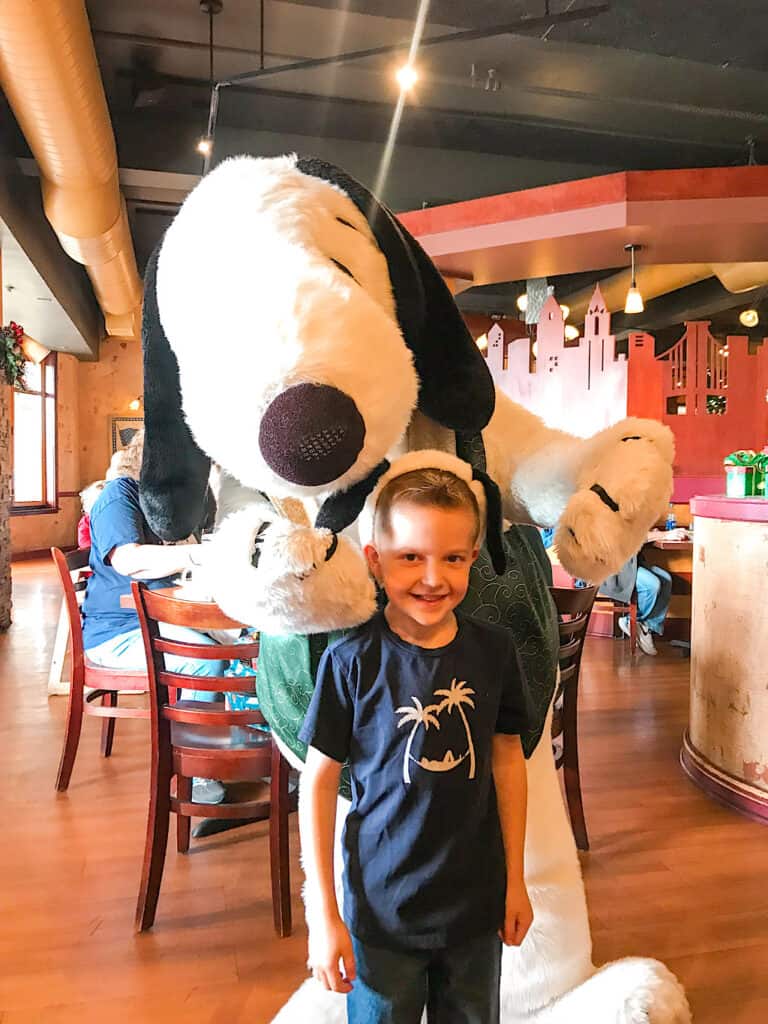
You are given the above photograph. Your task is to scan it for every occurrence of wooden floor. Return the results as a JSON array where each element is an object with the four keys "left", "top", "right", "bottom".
[{"left": 1, "top": 561, "right": 766, "bottom": 1022}]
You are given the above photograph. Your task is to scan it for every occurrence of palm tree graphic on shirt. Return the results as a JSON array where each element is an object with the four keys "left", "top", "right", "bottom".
[{"left": 395, "top": 678, "right": 477, "bottom": 783}]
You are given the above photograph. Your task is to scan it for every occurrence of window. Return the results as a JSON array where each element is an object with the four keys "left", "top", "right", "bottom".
[{"left": 11, "top": 353, "right": 57, "bottom": 512}]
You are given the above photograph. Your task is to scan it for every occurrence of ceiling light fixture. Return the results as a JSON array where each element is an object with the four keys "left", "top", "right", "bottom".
[
  {"left": 475, "top": 332, "right": 488, "bottom": 352},
  {"left": 197, "top": 1, "right": 223, "bottom": 165},
  {"left": 559, "top": 303, "right": 570, "bottom": 320},
  {"left": 564, "top": 324, "right": 580, "bottom": 341},
  {"left": 396, "top": 63, "right": 419, "bottom": 90},
  {"left": 623, "top": 244, "right": 644, "bottom": 314},
  {"left": 128, "top": 396, "right": 143, "bottom": 411},
  {"left": 739, "top": 308, "right": 759, "bottom": 328},
  {"left": 516, "top": 293, "right": 528, "bottom": 313}
]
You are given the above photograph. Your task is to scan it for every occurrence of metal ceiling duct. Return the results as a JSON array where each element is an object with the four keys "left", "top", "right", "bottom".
[{"left": 0, "top": 0, "right": 142, "bottom": 340}]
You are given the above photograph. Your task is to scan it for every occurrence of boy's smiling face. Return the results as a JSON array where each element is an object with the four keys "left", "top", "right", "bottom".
[{"left": 364, "top": 500, "right": 479, "bottom": 644}]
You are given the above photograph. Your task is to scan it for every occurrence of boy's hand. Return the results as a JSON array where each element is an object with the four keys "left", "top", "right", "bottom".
[
  {"left": 308, "top": 914, "right": 357, "bottom": 993},
  {"left": 499, "top": 879, "right": 533, "bottom": 946}
]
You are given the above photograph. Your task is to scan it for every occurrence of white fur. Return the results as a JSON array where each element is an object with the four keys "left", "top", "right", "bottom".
[
  {"left": 205, "top": 507, "right": 376, "bottom": 633},
  {"left": 157, "top": 156, "right": 419, "bottom": 500},
  {"left": 483, "top": 393, "right": 674, "bottom": 582},
  {"left": 153, "top": 153, "right": 685, "bottom": 1022}
]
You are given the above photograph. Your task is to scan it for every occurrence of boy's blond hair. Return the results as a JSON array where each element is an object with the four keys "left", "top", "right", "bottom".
[{"left": 374, "top": 467, "right": 481, "bottom": 544}]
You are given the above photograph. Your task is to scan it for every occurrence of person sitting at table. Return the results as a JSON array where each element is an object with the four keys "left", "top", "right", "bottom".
[
  {"left": 598, "top": 554, "right": 672, "bottom": 657},
  {"left": 77, "top": 479, "right": 106, "bottom": 549},
  {"left": 81, "top": 434, "right": 228, "bottom": 803},
  {"left": 540, "top": 529, "right": 671, "bottom": 657}
]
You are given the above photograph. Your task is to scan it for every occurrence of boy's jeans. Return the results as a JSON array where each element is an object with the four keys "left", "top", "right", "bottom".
[{"left": 348, "top": 932, "right": 501, "bottom": 1024}]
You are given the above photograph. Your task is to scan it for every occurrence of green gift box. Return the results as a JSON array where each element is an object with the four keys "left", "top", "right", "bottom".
[{"left": 724, "top": 450, "right": 768, "bottom": 498}]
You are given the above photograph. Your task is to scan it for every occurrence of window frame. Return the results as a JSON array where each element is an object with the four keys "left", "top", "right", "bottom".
[{"left": 10, "top": 352, "right": 58, "bottom": 516}]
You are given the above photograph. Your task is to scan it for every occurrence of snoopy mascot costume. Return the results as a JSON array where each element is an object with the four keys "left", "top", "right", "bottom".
[{"left": 139, "top": 153, "right": 690, "bottom": 1024}]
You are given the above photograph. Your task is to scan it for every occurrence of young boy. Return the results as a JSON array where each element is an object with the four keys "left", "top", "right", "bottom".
[{"left": 298, "top": 459, "right": 533, "bottom": 1024}]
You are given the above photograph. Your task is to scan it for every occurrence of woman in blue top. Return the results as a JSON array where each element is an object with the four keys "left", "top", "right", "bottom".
[{"left": 82, "top": 437, "right": 227, "bottom": 803}]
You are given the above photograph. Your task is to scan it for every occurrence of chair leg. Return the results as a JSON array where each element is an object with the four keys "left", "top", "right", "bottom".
[
  {"left": 629, "top": 600, "right": 638, "bottom": 655},
  {"left": 561, "top": 685, "right": 589, "bottom": 852},
  {"left": 269, "top": 741, "right": 292, "bottom": 937},
  {"left": 176, "top": 774, "right": 192, "bottom": 854},
  {"left": 55, "top": 674, "right": 85, "bottom": 792},
  {"left": 100, "top": 692, "right": 118, "bottom": 757},
  {"left": 135, "top": 740, "right": 173, "bottom": 932}
]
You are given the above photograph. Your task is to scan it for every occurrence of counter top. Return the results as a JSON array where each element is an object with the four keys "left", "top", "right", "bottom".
[{"left": 690, "top": 495, "right": 768, "bottom": 523}]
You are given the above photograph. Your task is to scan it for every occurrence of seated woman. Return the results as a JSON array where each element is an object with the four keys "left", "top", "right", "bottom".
[{"left": 82, "top": 435, "right": 228, "bottom": 802}]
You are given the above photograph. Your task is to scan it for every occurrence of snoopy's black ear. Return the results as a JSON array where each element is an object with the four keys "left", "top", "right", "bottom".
[
  {"left": 472, "top": 467, "right": 507, "bottom": 575},
  {"left": 294, "top": 157, "right": 495, "bottom": 434},
  {"left": 140, "top": 244, "right": 211, "bottom": 540},
  {"left": 395, "top": 221, "right": 495, "bottom": 433}
]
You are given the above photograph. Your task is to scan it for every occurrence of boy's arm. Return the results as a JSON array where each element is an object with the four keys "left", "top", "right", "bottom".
[
  {"left": 300, "top": 746, "right": 356, "bottom": 993},
  {"left": 492, "top": 733, "right": 533, "bottom": 945}
]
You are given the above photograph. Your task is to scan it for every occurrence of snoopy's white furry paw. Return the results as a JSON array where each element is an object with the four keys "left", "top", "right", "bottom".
[
  {"left": 206, "top": 508, "right": 376, "bottom": 632},
  {"left": 555, "top": 420, "right": 674, "bottom": 583}
]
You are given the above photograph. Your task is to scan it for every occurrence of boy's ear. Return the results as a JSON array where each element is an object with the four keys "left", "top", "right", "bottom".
[{"left": 363, "top": 543, "right": 381, "bottom": 578}]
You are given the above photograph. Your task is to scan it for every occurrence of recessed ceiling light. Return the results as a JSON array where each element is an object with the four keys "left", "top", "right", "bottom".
[{"left": 739, "top": 308, "right": 759, "bottom": 328}]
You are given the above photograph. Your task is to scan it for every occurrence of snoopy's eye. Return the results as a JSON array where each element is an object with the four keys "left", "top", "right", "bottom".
[
  {"left": 331, "top": 258, "right": 358, "bottom": 284},
  {"left": 336, "top": 216, "right": 357, "bottom": 231}
]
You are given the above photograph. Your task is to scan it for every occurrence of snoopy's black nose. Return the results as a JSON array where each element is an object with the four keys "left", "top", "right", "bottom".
[{"left": 259, "top": 383, "right": 366, "bottom": 486}]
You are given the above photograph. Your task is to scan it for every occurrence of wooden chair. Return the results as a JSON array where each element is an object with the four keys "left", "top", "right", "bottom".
[
  {"left": 132, "top": 581, "right": 294, "bottom": 937},
  {"left": 594, "top": 587, "right": 638, "bottom": 653},
  {"left": 549, "top": 585, "right": 598, "bottom": 852},
  {"left": 51, "top": 547, "right": 149, "bottom": 792}
]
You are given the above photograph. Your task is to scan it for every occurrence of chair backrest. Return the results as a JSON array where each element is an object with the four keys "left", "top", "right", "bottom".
[
  {"left": 50, "top": 546, "right": 91, "bottom": 676},
  {"left": 132, "top": 581, "right": 266, "bottom": 731},
  {"left": 549, "top": 585, "right": 598, "bottom": 686}
]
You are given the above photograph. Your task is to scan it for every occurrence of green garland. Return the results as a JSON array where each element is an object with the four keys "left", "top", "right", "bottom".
[{"left": 1, "top": 321, "right": 27, "bottom": 388}]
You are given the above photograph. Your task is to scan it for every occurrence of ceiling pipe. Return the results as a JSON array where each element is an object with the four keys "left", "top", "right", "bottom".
[{"left": 0, "top": 0, "right": 142, "bottom": 340}]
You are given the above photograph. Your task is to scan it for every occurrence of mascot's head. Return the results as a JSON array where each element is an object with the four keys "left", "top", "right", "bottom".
[{"left": 140, "top": 154, "right": 495, "bottom": 540}]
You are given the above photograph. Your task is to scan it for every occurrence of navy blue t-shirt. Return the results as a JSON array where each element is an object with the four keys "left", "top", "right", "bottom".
[
  {"left": 298, "top": 611, "right": 532, "bottom": 951},
  {"left": 81, "top": 477, "right": 175, "bottom": 650}
]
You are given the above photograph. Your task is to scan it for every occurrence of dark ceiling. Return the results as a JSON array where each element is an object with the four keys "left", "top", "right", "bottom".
[{"left": 7, "top": 0, "right": 768, "bottom": 336}]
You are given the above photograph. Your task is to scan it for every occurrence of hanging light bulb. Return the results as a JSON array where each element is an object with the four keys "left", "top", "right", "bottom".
[
  {"left": 739, "top": 308, "right": 759, "bottom": 328},
  {"left": 623, "top": 244, "right": 644, "bottom": 314},
  {"left": 564, "top": 324, "right": 580, "bottom": 341},
  {"left": 516, "top": 293, "right": 528, "bottom": 313},
  {"left": 196, "top": 136, "right": 213, "bottom": 156}
]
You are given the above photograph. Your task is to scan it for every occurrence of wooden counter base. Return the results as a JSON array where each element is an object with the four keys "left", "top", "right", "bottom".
[{"left": 681, "top": 730, "right": 768, "bottom": 825}]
